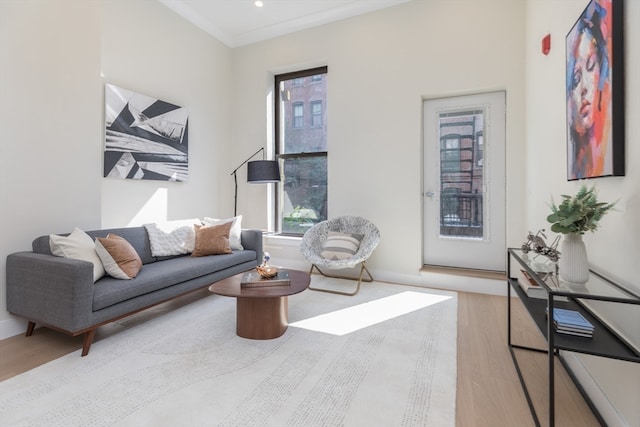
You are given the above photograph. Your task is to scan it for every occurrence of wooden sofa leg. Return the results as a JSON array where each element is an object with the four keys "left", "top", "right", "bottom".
[
  {"left": 81, "top": 329, "right": 97, "bottom": 357},
  {"left": 25, "top": 321, "right": 36, "bottom": 337}
]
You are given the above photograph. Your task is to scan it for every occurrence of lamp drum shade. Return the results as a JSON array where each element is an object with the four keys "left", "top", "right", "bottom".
[{"left": 247, "top": 160, "right": 280, "bottom": 183}]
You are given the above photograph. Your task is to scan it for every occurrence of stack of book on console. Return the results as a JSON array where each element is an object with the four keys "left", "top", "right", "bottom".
[
  {"left": 241, "top": 270, "right": 290, "bottom": 288},
  {"left": 551, "top": 308, "right": 594, "bottom": 338},
  {"left": 516, "top": 269, "right": 568, "bottom": 301},
  {"left": 517, "top": 269, "right": 547, "bottom": 299}
]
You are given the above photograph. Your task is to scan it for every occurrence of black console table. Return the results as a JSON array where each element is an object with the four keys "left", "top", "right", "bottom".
[{"left": 507, "top": 248, "right": 640, "bottom": 427}]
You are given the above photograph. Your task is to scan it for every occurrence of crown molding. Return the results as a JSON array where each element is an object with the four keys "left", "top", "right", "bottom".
[{"left": 159, "top": 0, "right": 413, "bottom": 48}]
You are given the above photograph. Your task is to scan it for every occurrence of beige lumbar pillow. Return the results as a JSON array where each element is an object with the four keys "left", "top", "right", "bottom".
[
  {"left": 95, "top": 234, "right": 143, "bottom": 279},
  {"left": 320, "top": 231, "right": 364, "bottom": 260},
  {"left": 191, "top": 222, "right": 233, "bottom": 257},
  {"left": 49, "top": 227, "right": 105, "bottom": 282}
]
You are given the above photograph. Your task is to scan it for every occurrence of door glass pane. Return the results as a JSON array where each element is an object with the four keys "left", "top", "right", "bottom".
[{"left": 438, "top": 110, "right": 484, "bottom": 239}]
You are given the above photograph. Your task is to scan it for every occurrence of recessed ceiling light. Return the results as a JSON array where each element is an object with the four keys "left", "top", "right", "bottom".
[{"left": 255, "top": 1, "right": 264, "bottom": 7}]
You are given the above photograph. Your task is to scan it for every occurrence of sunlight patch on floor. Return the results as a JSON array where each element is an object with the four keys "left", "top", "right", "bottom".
[{"left": 289, "top": 291, "right": 452, "bottom": 336}]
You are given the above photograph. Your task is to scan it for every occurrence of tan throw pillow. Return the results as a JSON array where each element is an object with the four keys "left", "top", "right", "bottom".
[
  {"left": 49, "top": 227, "right": 105, "bottom": 282},
  {"left": 320, "top": 231, "right": 364, "bottom": 260},
  {"left": 191, "top": 222, "right": 233, "bottom": 257},
  {"left": 202, "top": 215, "right": 243, "bottom": 250},
  {"left": 95, "top": 234, "right": 143, "bottom": 279}
]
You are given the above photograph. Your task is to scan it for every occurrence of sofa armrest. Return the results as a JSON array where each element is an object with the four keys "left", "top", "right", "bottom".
[
  {"left": 6, "top": 252, "right": 95, "bottom": 333},
  {"left": 240, "top": 229, "right": 263, "bottom": 262}
]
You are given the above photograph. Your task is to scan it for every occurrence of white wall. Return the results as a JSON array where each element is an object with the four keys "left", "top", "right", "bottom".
[
  {"left": 0, "top": 0, "right": 102, "bottom": 335},
  {"left": 525, "top": 1, "right": 640, "bottom": 425},
  {"left": 99, "top": 0, "right": 233, "bottom": 227},
  {"left": 0, "top": 0, "right": 233, "bottom": 337},
  {"left": 231, "top": 0, "right": 528, "bottom": 285}
]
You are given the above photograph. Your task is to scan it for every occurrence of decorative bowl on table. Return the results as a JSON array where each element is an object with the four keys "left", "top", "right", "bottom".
[{"left": 256, "top": 265, "right": 278, "bottom": 279}]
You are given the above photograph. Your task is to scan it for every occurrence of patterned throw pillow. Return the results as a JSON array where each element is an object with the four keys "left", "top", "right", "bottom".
[
  {"left": 320, "top": 232, "right": 364, "bottom": 260},
  {"left": 191, "top": 222, "right": 233, "bottom": 257},
  {"left": 95, "top": 234, "right": 143, "bottom": 279},
  {"left": 144, "top": 218, "right": 200, "bottom": 257}
]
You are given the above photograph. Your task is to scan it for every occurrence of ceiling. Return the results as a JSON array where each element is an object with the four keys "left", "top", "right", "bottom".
[{"left": 158, "top": 0, "right": 414, "bottom": 48}]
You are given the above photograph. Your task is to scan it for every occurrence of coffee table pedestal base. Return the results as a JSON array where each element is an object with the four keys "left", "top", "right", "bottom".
[{"left": 236, "top": 296, "right": 288, "bottom": 339}]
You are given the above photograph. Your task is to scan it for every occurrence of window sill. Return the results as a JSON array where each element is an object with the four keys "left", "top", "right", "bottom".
[{"left": 263, "top": 233, "right": 302, "bottom": 246}]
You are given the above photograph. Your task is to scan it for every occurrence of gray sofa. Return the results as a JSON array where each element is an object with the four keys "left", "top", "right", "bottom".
[{"left": 6, "top": 225, "right": 262, "bottom": 356}]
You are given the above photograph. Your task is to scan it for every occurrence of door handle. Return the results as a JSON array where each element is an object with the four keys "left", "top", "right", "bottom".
[{"left": 424, "top": 191, "right": 436, "bottom": 198}]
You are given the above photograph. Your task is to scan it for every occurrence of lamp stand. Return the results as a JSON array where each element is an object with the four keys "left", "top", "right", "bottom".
[{"left": 230, "top": 147, "right": 280, "bottom": 216}]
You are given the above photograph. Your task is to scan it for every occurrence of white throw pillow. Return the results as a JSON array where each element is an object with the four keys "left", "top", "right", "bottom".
[
  {"left": 144, "top": 218, "right": 200, "bottom": 257},
  {"left": 202, "top": 215, "right": 243, "bottom": 250},
  {"left": 49, "top": 227, "right": 105, "bottom": 282}
]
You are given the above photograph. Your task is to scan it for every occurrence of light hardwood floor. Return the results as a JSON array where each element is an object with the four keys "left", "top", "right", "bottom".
[{"left": 0, "top": 290, "right": 601, "bottom": 427}]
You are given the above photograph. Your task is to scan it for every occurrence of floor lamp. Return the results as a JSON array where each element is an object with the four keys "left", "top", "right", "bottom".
[{"left": 230, "top": 148, "right": 280, "bottom": 216}]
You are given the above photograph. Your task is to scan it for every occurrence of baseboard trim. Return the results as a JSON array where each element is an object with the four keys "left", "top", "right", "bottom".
[
  {"left": 421, "top": 265, "right": 506, "bottom": 281},
  {"left": 0, "top": 317, "right": 29, "bottom": 341}
]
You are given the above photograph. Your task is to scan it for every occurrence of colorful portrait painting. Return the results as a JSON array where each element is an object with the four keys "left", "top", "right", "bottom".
[{"left": 565, "top": 0, "right": 624, "bottom": 180}]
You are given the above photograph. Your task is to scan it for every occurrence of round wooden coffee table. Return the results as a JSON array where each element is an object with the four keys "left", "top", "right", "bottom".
[{"left": 208, "top": 269, "right": 310, "bottom": 339}]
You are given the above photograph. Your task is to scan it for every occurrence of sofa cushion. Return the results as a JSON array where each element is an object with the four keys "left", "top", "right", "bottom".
[
  {"left": 95, "top": 234, "right": 143, "bottom": 279},
  {"left": 87, "top": 227, "right": 156, "bottom": 265},
  {"left": 192, "top": 223, "right": 233, "bottom": 257},
  {"left": 49, "top": 227, "right": 105, "bottom": 282},
  {"left": 34, "top": 226, "right": 156, "bottom": 265},
  {"left": 92, "top": 251, "right": 256, "bottom": 311}
]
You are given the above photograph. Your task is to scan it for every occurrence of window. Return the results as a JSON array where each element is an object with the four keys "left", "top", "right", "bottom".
[
  {"left": 275, "top": 66, "right": 328, "bottom": 235},
  {"left": 311, "top": 101, "right": 322, "bottom": 128},
  {"left": 293, "top": 102, "right": 304, "bottom": 129},
  {"left": 441, "top": 136, "right": 461, "bottom": 172},
  {"left": 476, "top": 132, "right": 484, "bottom": 166}
]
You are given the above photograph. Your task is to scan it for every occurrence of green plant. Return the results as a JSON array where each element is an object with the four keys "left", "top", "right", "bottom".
[{"left": 547, "top": 185, "right": 616, "bottom": 234}]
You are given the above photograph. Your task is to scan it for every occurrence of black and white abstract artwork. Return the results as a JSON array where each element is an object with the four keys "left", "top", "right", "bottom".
[{"left": 104, "top": 84, "right": 189, "bottom": 182}]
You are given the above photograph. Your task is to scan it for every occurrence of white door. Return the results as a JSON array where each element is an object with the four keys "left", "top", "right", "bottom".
[{"left": 423, "top": 92, "right": 506, "bottom": 271}]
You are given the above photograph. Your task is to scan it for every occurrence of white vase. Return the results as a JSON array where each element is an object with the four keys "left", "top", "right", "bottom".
[{"left": 559, "top": 233, "right": 590, "bottom": 284}]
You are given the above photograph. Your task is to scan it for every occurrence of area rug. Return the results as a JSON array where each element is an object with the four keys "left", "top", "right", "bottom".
[{"left": 0, "top": 278, "right": 457, "bottom": 427}]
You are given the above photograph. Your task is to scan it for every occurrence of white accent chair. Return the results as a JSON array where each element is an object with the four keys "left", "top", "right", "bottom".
[{"left": 300, "top": 216, "right": 380, "bottom": 295}]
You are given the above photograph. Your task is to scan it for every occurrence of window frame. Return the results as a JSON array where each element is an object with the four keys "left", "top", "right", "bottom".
[{"left": 274, "top": 66, "right": 328, "bottom": 236}]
